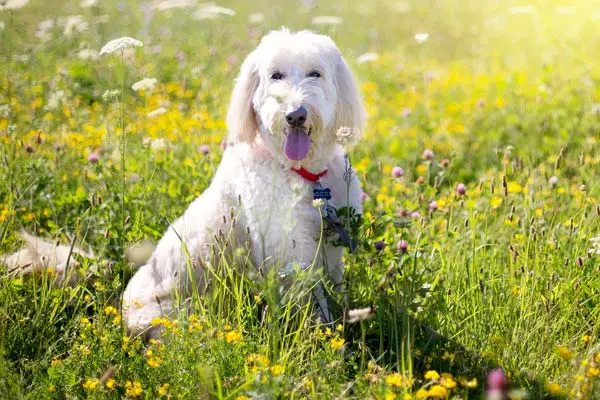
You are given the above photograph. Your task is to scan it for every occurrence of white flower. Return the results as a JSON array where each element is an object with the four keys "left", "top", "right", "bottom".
[
  {"left": 248, "top": 12, "right": 264, "bottom": 24},
  {"left": 80, "top": 0, "right": 98, "bottom": 7},
  {"left": 131, "top": 77, "right": 158, "bottom": 92},
  {"left": 336, "top": 126, "right": 356, "bottom": 147},
  {"left": 36, "top": 20, "right": 54, "bottom": 42},
  {"left": 193, "top": 3, "right": 235, "bottom": 20},
  {"left": 45, "top": 91, "right": 65, "bottom": 110},
  {"left": 78, "top": 48, "right": 99, "bottom": 60},
  {"left": 0, "top": 104, "right": 10, "bottom": 118},
  {"left": 591, "top": 103, "right": 600, "bottom": 114},
  {"left": 102, "top": 89, "right": 121, "bottom": 101},
  {"left": 0, "top": 0, "right": 29, "bottom": 11},
  {"left": 356, "top": 52, "right": 378, "bottom": 64},
  {"left": 347, "top": 307, "right": 373, "bottom": 323},
  {"left": 63, "top": 15, "right": 88, "bottom": 36},
  {"left": 99, "top": 36, "right": 143, "bottom": 55},
  {"left": 311, "top": 15, "right": 342, "bottom": 25},
  {"left": 147, "top": 107, "right": 167, "bottom": 117},
  {"left": 415, "top": 32, "right": 429, "bottom": 43},
  {"left": 549, "top": 176, "right": 558, "bottom": 187},
  {"left": 152, "top": 0, "right": 196, "bottom": 10},
  {"left": 510, "top": 5, "right": 535, "bottom": 14},
  {"left": 589, "top": 235, "right": 600, "bottom": 255},
  {"left": 312, "top": 199, "right": 325, "bottom": 208}
]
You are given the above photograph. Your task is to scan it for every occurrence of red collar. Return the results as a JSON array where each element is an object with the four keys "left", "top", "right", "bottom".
[{"left": 291, "top": 167, "right": 328, "bottom": 182}]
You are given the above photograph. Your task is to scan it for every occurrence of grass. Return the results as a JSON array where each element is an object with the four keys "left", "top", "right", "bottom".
[{"left": 1, "top": 0, "right": 600, "bottom": 398}]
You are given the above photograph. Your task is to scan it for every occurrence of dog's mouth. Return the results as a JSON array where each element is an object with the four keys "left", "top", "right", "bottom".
[{"left": 283, "top": 126, "right": 312, "bottom": 161}]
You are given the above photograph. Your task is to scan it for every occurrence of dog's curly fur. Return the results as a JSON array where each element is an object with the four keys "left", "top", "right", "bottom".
[
  {"left": 0, "top": 29, "right": 366, "bottom": 336},
  {"left": 122, "top": 29, "right": 366, "bottom": 335}
]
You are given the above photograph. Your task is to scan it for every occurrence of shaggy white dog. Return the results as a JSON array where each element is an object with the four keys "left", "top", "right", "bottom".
[
  {"left": 0, "top": 29, "right": 366, "bottom": 336},
  {"left": 122, "top": 29, "right": 366, "bottom": 335}
]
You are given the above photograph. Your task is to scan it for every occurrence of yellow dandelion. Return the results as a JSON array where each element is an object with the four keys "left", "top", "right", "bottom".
[
  {"left": 82, "top": 378, "right": 100, "bottom": 390},
  {"left": 50, "top": 359, "right": 61, "bottom": 367},
  {"left": 490, "top": 196, "right": 503, "bottom": 208},
  {"left": 330, "top": 336, "right": 345, "bottom": 351},
  {"left": 424, "top": 370, "right": 440, "bottom": 381},
  {"left": 384, "top": 391, "right": 397, "bottom": 400},
  {"left": 225, "top": 329, "right": 243, "bottom": 344},
  {"left": 48, "top": 385, "right": 56, "bottom": 392},
  {"left": 595, "top": 353, "right": 600, "bottom": 363},
  {"left": 460, "top": 378, "right": 477, "bottom": 389},
  {"left": 385, "top": 373, "right": 411, "bottom": 388},
  {"left": 235, "top": 396, "right": 250, "bottom": 400},
  {"left": 104, "top": 305, "right": 118, "bottom": 316},
  {"left": 270, "top": 364, "right": 285, "bottom": 377},
  {"left": 545, "top": 383, "right": 562, "bottom": 395},
  {"left": 587, "top": 367, "right": 600, "bottom": 377},
  {"left": 428, "top": 384, "right": 448, "bottom": 398},
  {"left": 158, "top": 383, "right": 170, "bottom": 396},
  {"left": 125, "top": 380, "right": 143, "bottom": 397},
  {"left": 106, "top": 378, "right": 116, "bottom": 389},
  {"left": 147, "top": 356, "right": 163, "bottom": 368},
  {"left": 582, "top": 335, "right": 591, "bottom": 343},
  {"left": 556, "top": 346, "right": 573, "bottom": 360},
  {"left": 415, "top": 388, "right": 430, "bottom": 399}
]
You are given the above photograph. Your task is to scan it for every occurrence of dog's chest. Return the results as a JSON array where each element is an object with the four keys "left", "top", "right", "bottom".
[{"left": 233, "top": 161, "right": 346, "bottom": 268}]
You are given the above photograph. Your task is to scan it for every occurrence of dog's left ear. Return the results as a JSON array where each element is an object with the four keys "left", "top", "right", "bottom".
[
  {"left": 334, "top": 56, "right": 366, "bottom": 146},
  {"left": 227, "top": 50, "right": 260, "bottom": 143}
]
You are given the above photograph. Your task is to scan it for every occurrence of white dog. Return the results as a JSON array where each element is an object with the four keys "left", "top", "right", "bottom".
[
  {"left": 1, "top": 29, "right": 365, "bottom": 336},
  {"left": 123, "top": 29, "right": 365, "bottom": 335}
]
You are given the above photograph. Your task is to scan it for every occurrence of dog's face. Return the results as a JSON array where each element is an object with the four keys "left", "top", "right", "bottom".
[{"left": 227, "top": 29, "right": 365, "bottom": 168}]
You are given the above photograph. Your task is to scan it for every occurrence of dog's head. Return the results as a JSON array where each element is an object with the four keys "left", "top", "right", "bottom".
[{"left": 227, "top": 29, "right": 365, "bottom": 168}]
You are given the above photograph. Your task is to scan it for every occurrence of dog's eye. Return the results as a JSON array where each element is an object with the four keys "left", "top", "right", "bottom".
[
  {"left": 270, "top": 72, "right": 284, "bottom": 80},
  {"left": 307, "top": 70, "right": 321, "bottom": 78}
]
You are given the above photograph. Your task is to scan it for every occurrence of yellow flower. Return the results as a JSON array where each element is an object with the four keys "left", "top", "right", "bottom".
[
  {"left": 415, "top": 388, "right": 430, "bottom": 399},
  {"left": 490, "top": 196, "right": 503, "bottom": 208},
  {"left": 545, "top": 383, "right": 562, "bottom": 395},
  {"left": 442, "top": 376, "right": 457, "bottom": 389},
  {"left": 507, "top": 182, "right": 523, "bottom": 194},
  {"left": 385, "top": 373, "right": 412, "bottom": 388},
  {"left": 556, "top": 346, "right": 573, "bottom": 360},
  {"left": 582, "top": 335, "right": 591, "bottom": 343},
  {"left": 235, "top": 396, "right": 250, "bottom": 400},
  {"left": 158, "top": 383, "right": 170, "bottom": 396},
  {"left": 595, "top": 353, "right": 600, "bottom": 363},
  {"left": 125, "top": 380, "right": 143, "bottom": 397},
  {"left": 416, "top": 164, "right": 428, "bottom": 175},
  {"left": 428, "top": 384, "right": 448, "bottom": 398},
  {"left": 225, "top": 329, "right": 243, "bottom": 344},
  {"left": 587, "top": 367, "right": 600, "bottom": 377},
  {"left": 511, "top": 286, "right": 521, "bottom": 297},
  {"left": 106, "top": 379, "right": 116, "bottom": 389},
  {"left": 424, "top": 370, "right": 440, "bottom": 381},
  {"left": 384, "top": 391, "right": 397, "bottom": 400},
  {"left": 82, "top": 378, "right": 100, "bottom": 390},
  {"left": 460, "top": 378, "right": 477, "bottom": 388},
  {"left": 330, "top": 336, "right": 345, "bottom": 351},
  {"left": 50, "top": 359, "right": 61, "bottom": 367},
  {"left": 104, "top": 305, "right": 118, "bottom": 316},
  {"left": 270, "top": 364, "right": 285, "bottom": 377},
  {"left": 48, "top": 385, "right": 56, "bottom": 392},
  {"left": 148, "top": 356, "right": 163, "bottom": 368}
]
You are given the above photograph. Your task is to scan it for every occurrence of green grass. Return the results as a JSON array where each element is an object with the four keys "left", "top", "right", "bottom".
[{"left": 1, "top": 0, "right": 600, "bottom": 398}]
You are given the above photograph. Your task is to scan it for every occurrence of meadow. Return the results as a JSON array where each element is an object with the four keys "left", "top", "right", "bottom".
[{"left": 1, "top": 0, "right": 600, "bottom": 398}]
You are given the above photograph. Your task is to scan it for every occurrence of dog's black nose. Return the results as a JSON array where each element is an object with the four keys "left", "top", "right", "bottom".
[{"left": 286, "top": 106, "right": 307, "bottom": 127}]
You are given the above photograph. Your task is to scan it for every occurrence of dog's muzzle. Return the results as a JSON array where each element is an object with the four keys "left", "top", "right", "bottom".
[{"left": 283, "top": 106, "right": 311, "bottom": 161}]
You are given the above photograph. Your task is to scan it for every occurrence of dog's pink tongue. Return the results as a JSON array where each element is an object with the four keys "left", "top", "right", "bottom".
[{"left": 283, "top": 127, "right": 311, "bottom": 161}]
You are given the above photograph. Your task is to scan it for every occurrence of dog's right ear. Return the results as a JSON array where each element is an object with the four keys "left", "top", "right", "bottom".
[{"left": 227, "top": 51, "right": 259, "bottom": 143}]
